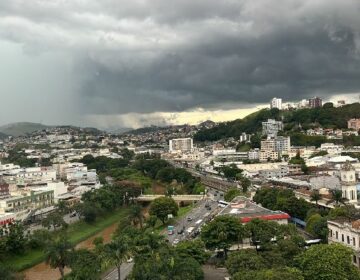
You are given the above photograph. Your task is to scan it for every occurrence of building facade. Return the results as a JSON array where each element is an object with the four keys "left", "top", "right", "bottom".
[
  {"left": 270, "top": 98, "right": 282, "bottom": 110},
  {"left": 308, "top": 97, "right": 323, "bottom": 108},
  {"left": 169, "top": 138, "right": 193, "bottom": 152},
  {"left": 328, "top": 219, "right": 360, "bottom": 267},
  {"left": 348, "top": 119, "right": 360, "bottom": 131},
  {"left": 262, "top": 119, "right": 283, "bottom": 138}
]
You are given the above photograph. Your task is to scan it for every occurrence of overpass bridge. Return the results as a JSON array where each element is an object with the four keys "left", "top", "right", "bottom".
[{"left": 136, "top": 194, "right": 204, "bottom": 202}]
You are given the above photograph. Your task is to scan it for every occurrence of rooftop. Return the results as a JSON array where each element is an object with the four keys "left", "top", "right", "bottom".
[{"left": 220, "top": 196, "right": 290, "bottom": 223}]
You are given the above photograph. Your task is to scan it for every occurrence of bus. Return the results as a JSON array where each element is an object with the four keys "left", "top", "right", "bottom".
[
  {"left": 167, "top": 225, "right": 174, "bottom": 235},
  {"left": 218, "top": 200, "right": 229, "bottom": 208},
  {"left": 187, "top": 226, "right": 195, "bottom": 234},
  {"left": 305, "top": 239, "right": 322, "bottom": 248}
]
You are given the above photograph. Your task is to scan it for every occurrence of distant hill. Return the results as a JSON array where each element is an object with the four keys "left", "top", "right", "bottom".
[
  {"left": 0, "top": 122, "right": 50, "bottom": 137},
  {"left": 0, "top": 132, "right": 8, "bottom": 140},
  {"left": 194, "top": 102, "right": 360, "bottom": 142},
  {"left": 125, "top": 125, "right": 167, "bottom": 135}
]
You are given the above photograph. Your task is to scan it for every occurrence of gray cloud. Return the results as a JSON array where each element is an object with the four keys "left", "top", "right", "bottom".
[{"left": 1, "top": 0, "right": 360, "bottom": 126}]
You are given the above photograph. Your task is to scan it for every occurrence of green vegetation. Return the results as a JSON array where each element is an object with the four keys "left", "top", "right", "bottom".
[
  {"left": 199, "top": 214, "right": 360, "bottom": 280},
  {"left": 296, "top": 243, "right": 360, "bottom": 280},
  {"left": 253, "top": 188, "right": 313, "bottom": 221},
  {"left": 149, "top": 197, "right": 179, "bottom": 224},
  {"left": 224, "top": 187, "right": 242, "bottom": 202},
  {"left": 0, "top": 122, "right": 49, "bottom": 137},
  {"left": 194, "top": 103, "right": 360, "bottom": 147},
  {"left": 1, "top": 208, "right": 130, "bottom": 271}
]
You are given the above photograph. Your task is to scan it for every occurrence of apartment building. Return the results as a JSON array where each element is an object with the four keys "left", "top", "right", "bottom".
[
  {"left": 308, "top": 97, "right": 323, "bottom": 108},
  {"left": 348, "top": 119, "right": 360, "bottom": 131},
  {"left": 260, "top": 136, "right": 290, "bottom": 161},
  {"left": 169, "top": 138, "right": 193, "bottom": 152},
  {"left": 270, "top": 97, "right": 282, "bottom": 110},
  {"left": 262, "top": 119, "right": 283, "bottom": 137}
]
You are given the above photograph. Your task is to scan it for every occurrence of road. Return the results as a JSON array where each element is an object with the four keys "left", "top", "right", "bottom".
[
  {"left": 102, "top": 263, "right": 134, "bottom": 280},
  {"left": 167, "top": 190, "right": 224, "bottom": 244},
  {"left": 27, "top": 212, "right": 80, "bottom": 233},
  {"left": 102, "top": 189, "right": 225, "bottom": 279}
]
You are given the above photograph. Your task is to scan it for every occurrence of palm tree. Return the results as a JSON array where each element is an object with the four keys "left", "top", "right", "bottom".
[
  {"left": 103, "top": 236, "right": 131, "bottom": 280},
  {"left": 327, "top": 189, "right": 348, "bottom": 206},
  {"left": 310, "top": 190, "right": 322, "bottom": 205},
  {"left": 45, "top": 234, "right": 73, "bottom": 279},
  {"left": 129, "top": 204, "right": 144, "bottom": 228}
]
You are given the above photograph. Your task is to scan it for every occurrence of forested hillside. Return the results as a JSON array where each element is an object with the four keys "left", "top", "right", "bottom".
[{"left": 194, "top": 102, "right": 360, "bottom": 142}]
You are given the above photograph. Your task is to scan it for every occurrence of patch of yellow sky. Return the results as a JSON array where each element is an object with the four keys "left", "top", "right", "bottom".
[{"left": 161, "top": 106, "right": 266, "bottom": 126}]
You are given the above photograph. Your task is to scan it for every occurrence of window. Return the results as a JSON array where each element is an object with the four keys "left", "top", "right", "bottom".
[
  {"left": 342, "top": 234, "right": 344, "bottom": 242},
  {"left": 354, "top": 255, "right": 357, "bottom": 264},
  {"left": 347, "top": 236, "right": 350, "bottom": 244},
  {"left": 336, "top": 231, "right": 339, "bottom": 239},
  {"left": 353, "top": 237, "right": 356, "bottom": 246}
]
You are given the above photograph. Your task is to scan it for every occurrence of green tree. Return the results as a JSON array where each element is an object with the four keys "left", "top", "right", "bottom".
[
  {"left": 149, "top": 197, "right": 179, "bottom": 224},
  {"left": 233, "top": 267, "right": 304, "bottom": 280},
  {"left": 245, "top": 219, "right": 281, "bottom": 250},
  {"left": 42, "top": 212, "right": 68, "bottom": 231},
  {"left": 201, "top": 215, "right": 243, "bottom": 258},
  {"left": 56, "top": 200, "right": 70, "bottom": 215},
  {"left": 296, "top": 243, "right": 360, "bottom": 280},
  {"left": 5, "top": 221, "right": 27, "bottom": 254},
  {"left": 175, "top": 240, "right": 210, "bottom": 264},
  {"left": 0, "top": 263, "right": 18, "bottom": 280},
  {"left": 75, "top": 202, "right": 99, "bottom": 223},
  {"left": 103, "top": 236, "right": 131, "bottom": 280},
  {"left": 45, "top": 234, "right": 73, "bottom": 279},
  {"left": 310, "top": 190, "right": 321, "bottom": 205},
  {"left": 239, "top": 176, "right": 251, "bottom": 193},
  {"left": 68, "top": 249, "right": 101, "bottom": 280},
  {"left": 129, "top": 204, "right": 144, "bottom": 228},
  {"left": 224, "top": 187, "right": 241, "bottom": 202},
  {"left": 327, "top": 189, "right": 347, "bottom": 206},
  {"left": 28, "top": 229, "right": 52, "bottom": 249},
  {"left": 226, "top": 249, "right": 265, "bottom": 275}
]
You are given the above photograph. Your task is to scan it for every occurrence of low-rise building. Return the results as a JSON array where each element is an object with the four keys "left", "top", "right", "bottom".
[
  {"left": 328, "top": 219, "right": 360, "bottom": 267},
  {"left": 220, "top": 196, "right": 290, "bottom": 224},
  {"left": 0, "top": 189, "right": 54, "bottom": 215}
]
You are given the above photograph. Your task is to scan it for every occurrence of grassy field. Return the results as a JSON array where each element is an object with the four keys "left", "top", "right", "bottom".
[{"left": 5, "top": 208, "right": 130, "bottom": 271}]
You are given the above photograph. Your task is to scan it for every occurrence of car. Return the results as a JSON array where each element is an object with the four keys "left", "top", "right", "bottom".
[
  {"left": 177, "top": 228, "right": 184, "bottom": 234},
  {"left": 173, "top": 239, "right": 180, "bottom": 245},
  {"left": 187, "top": 217, "right": 193, "bottom": 222},
  {"left": 127, "top": 257, "right": 133, "bottom": 263}
]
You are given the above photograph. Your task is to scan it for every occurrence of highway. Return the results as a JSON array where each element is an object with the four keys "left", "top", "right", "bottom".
[
  {"left": 166, "top": 195, "right": 222, "bottom": 244},
  {"left": 102, "top": 263, "right": 134, "bottom": 280}
]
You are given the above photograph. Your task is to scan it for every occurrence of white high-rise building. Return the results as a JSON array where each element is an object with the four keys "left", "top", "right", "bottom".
[
  {"left": 270, "top": 98, "right": 282, "bottom": 110},
  {"left": 169, "top": 138, "right": 193, "bottom": 152}
]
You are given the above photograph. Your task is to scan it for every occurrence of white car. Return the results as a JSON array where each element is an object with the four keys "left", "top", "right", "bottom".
[{"left": 173, "top": 239, "right": 180, "bottom": 245}]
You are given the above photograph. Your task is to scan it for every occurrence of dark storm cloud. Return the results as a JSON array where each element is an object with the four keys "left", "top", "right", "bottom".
[{"left": 1, "top": 0, "right": 360, "bottom": 117}]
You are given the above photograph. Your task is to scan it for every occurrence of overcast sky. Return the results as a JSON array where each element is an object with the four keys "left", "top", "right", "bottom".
[{"left": 1, "top": 0, "right": 360, "bottom": 129}]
